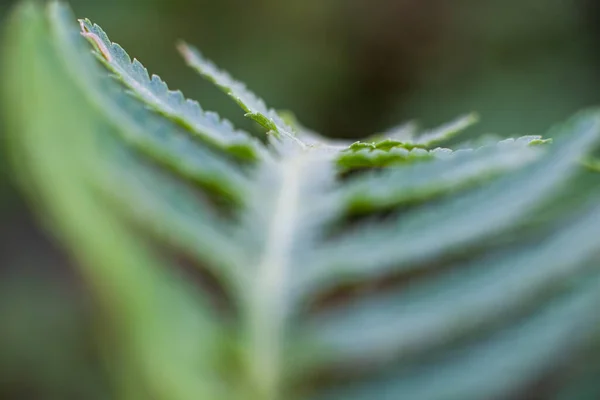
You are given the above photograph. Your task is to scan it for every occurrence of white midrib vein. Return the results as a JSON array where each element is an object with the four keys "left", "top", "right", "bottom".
[{"left": 248, "top": 153, "right": 309, "bottom": 400}]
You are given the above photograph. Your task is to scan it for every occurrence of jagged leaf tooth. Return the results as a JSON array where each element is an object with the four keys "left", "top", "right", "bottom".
[
  {"left": 78, "top": 18, "right": 263, "bottom": 161},
  {"left": 47, "top": 6, "right": 250, "bottom": 205},
  {"left": 177, "top": 42, "right": 306, "bottom": 149},
  {"left": 8, "top": 4, "right": 600, "bottom": 400},
  {"left": 7, "top": 5, "right": 228, "bottom": 398},
  {"left": 352, "top": 113, "right": 479, "bottom": 158},
  {"left": 336, "top": 130, "right": 549, "bottom": 172},
  {"left": 306, "top": 111, "right": 600, "bottom": 293},
  {"left": 336, "top": 136, "right": 544, "bottom": 214},
  {"left": 337, "top": 145, "right": 437, "bottom": 171}
]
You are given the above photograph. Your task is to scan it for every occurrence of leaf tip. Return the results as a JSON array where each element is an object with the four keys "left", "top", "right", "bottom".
[
  {"left": 78, "top": 18, "right": 112, "bottom": 62},
  {"left": 176, "top": 41, "right": 195, "bottom": 64}
]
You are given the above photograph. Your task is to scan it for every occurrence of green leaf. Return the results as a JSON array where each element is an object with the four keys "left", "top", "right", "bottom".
[
  {"left": 54, "top": 7, "right": 251, "bottom": 201},
  {"left": 4, "top": 4, "right": 230, "bottom": 399},
  {"left": 411, "top": 112, "right": 479, "bottom": 147},
  {"left": 304, "top": 113, "right": 600, "bottom": 293},
  {"left": 178, "top": 43, "right": 304, "bottom": 148},
  {"left": 308, "top": 199, "right": 600, "bottom": 367},
  {"left": 335, "top": 136, "right": 545, "bottom": 214},
  {"left": 371, "top": 120, "right": 418, "bottom": 142},
  {"left": 357, "top": 113, "right": 479, "bottom": 153},
  {"left": 78, "top": 18, "right": 263, "bottom": 161},
  {"left": 48, "top": 4, "right": 249, "bottom": 283},
  {"left": 5, "top": 3, "right": 600, "bottom": 400},
  {"left": 336, "top": 135, "right": 548, "bottom": 172},
  {"left": 336, "top": 145, "right": 440, "bottom": 170},
  {"left": 315, "top": 275, "right": 600, "bottom": 400}
]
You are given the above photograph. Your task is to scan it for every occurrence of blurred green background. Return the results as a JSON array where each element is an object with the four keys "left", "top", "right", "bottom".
[{"left": 1, "top": 0, "right": 600, "bottom": 398}]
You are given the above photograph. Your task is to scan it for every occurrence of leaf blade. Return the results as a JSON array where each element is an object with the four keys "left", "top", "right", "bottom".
[
  {"left": 78, "top": 18, "right": 263, "bottom": 160},
  {"left": 178, "top": 42, "right": 305, "bottom": 148}
]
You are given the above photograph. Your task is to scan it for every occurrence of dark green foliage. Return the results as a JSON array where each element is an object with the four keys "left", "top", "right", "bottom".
[{"left": 4, "top": 2, "right": 600, "bottom": 399}]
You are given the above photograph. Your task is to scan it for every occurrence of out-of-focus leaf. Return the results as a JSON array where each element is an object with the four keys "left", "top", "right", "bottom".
[{"left": 4, "top": 3, "right": 600, "bottom": 400}]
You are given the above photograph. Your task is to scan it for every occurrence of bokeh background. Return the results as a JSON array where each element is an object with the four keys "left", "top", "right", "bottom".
[{"left": 1, "top": 0, "right": 600, "bottom": 398}]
